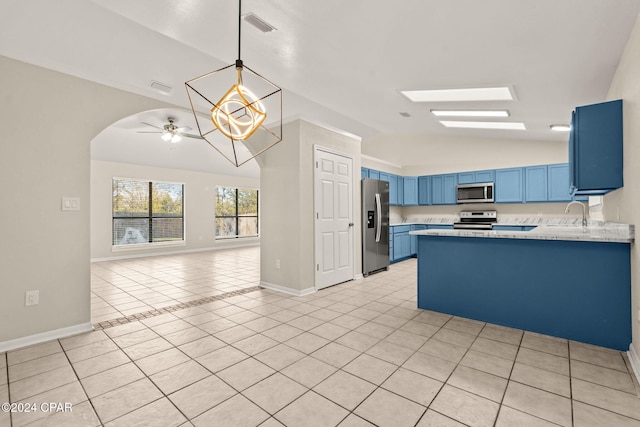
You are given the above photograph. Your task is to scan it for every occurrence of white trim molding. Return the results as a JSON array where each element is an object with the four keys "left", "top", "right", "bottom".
[
  {"left": 628, "top": 344, "right": 640, "bottom": 385},
  {"left": 0, "top": 323, "right": 94, "bottom": 353},
  {"left": 92, "top": 241, "right": 260, "bottom": 262},
  {"left": 260, "top": 281, "right": 316, "bottom": 297}
]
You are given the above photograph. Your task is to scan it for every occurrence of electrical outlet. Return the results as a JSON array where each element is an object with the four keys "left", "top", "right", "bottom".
[{"left": 25, "top": 290, "right": 39, "bottom": 306}]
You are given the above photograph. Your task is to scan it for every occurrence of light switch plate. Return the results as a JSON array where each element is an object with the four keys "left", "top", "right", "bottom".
[{"left": 62, "top": 197, "right": 80, "bottom": 211}]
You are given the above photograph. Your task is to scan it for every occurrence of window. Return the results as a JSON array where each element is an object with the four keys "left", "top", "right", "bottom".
[
  {"left": 215, "top": 187, "right": 259, "bottom": 238},
  {"left": 112, "top": 178, "right": 184, "bottom": 246}
]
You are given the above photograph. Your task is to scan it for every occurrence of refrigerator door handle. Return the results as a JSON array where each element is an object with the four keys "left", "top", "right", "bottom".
[{"left": 375, "top": 193, "right": 381, "bottom": 243}]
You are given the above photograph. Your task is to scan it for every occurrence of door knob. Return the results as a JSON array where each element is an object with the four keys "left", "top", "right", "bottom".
[{"left": 348, "top": 223, "right": 354, "bottom": 227}]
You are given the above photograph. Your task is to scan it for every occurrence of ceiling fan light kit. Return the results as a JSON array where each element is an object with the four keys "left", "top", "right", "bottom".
[{"left": 185, "top": 0, "right": 282, "bottom": 167}]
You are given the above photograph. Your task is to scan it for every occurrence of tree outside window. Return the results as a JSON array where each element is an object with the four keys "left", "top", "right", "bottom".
[
  {"left": 112, "top": 179, "right": 184, "bottom": 246},
  {"left": 215, "top": 187, "right": 258, "bottom": 238}
]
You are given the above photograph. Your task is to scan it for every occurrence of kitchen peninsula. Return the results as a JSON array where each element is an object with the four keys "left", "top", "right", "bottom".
[{"left": 411, "top": 223, "right": 634, "bottom": 350}]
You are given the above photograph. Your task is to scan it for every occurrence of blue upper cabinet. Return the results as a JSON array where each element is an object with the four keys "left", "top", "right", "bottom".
[
  {"left": 388, "top": 174, "right": 398, "bottom": 205},
  {"left": 403, "top": 176, "right": 418, "bottom": 205},
  {"left": 397, "top": 176, "right": 404, "bottom": 205},
  {"left": 368, "top": 169, "right": 380, "bottom": 180},
  {"left": 458, "top": 170, "right": 495, "bottom": 184},
  {"left": 418, "top": 176, "right": 431, "bottom": 205},
  {"left": 570, "top": 99, "right": 623, "bottom": 195},
  {"left": 431, "top": 174, "right": 457, "bottom": 205},
  {"left": 495, "top": 168, "right": 524, "bottom": 203},
  {"left": 361, "top": 167, "right": 369, "bottom": 179},
  {"left": 475, "top": 170, "right": 495, "bottom": 183},
  {"left": 379, "top": 171, "right": 390, "bottom": 183},
  {"left": 457, "top": 172, "right": 474, "bottom": 184},
  {"left": 525, "top": 165, "right": 548, "bottom": 202},
  {"left": 548, "top": 164, "right": 571, "bottom": 201}
]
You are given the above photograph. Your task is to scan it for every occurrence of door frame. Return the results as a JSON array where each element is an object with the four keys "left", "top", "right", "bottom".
[{"left": 313, "top": 145, "right": 355, "bottom": 290}]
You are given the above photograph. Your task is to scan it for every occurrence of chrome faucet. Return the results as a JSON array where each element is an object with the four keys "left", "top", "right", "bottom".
[{"left": 564, "top": 201, "right": 588, "bottom": 227}]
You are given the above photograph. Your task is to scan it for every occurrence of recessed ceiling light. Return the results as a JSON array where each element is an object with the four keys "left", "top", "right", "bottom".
[
  {"left": 401, "top": 87, "right": 514, "bottom": 102},
  {"left": 550, "top": 124, "right": 571, "bottom": 132},
  {"left": 430, "top": 110, "right": 509, "bottom": 117},
  {"left": 440, "top": 121, "right": 526, "bottom": 130}
]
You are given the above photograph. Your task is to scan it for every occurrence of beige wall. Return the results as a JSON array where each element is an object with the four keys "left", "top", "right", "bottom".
[
  {"left": 259, "top": 119, "right": 362, "bottom": 294},
  {"left": 0, "top": 56, "right": 173, "bottom": 346},
  {"left": 90, "top": 160, "right": 259, "bottom": 260},
  {"left": 363, "top": 133, "right": 568, "bottom": 176},
  {"left": 603, "top": 14, "right": 640, "bottom": 359}
]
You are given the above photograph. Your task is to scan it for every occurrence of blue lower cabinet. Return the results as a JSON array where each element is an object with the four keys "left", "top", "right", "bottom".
[
  {"left": 393, "top": 233, "right": 411, "bottom": 260},
  {"left": 389, "top": 230, "right": 394, "bottom": 262},
  {"left": 493, "top": 225, "right": 536, "bottom": 232},
  {"left": 410, "top": 225, "right": 427, "bottom": 256},
  {"left": 495, "top": 168, "right": 524, "bottom": 203}
]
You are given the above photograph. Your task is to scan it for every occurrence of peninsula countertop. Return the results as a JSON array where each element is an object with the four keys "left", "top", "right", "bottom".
[{"left": 409, "top": 222, "right": 634, "bottom": 243}]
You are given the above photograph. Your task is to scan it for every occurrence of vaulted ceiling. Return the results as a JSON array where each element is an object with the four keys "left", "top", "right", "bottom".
[{"left": 2, "top": 0, "right": 639, "bottom": 176}]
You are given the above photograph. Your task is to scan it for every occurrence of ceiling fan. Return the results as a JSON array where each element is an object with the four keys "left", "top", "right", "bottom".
[{"left": 137, "top": 117, "right": 203, "bottom": 143}]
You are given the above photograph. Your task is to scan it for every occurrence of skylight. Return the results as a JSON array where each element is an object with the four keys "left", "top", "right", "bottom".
[
  {"left": 401, "top": 87, "right": 514, "bottom": 102},
  {"left": 439, "top": 121, "right": 526, "bottom": 130}
]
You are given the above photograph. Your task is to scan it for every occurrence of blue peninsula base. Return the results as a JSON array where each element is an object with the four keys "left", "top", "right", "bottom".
[{"left": 417, "top": 235, "right": 631, "bottom": 350}]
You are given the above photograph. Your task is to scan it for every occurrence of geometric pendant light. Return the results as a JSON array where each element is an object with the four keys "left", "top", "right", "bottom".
[{"left": 185, "top": 0, "right": 282, "bottom": 167}]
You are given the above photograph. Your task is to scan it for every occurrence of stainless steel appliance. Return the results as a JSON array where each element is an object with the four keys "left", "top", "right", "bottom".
[
  {"left": 362, "top": 178, "right": 390, "bottom": 277},
  {"left": 456, "top": 182, "right": 494, "bottom": 204},
  {"left": 453, "top": 210, "right": 497, "bottom": 230}
]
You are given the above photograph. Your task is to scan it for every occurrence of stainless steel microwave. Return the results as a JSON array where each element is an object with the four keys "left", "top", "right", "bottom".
[{"left": 456, "top": 182, "right": 494, "bottom": 204}]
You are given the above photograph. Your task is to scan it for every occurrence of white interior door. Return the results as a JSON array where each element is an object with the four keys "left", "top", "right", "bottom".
[{"left": 314, "top": 147, "right": 354, "bottom": 290}]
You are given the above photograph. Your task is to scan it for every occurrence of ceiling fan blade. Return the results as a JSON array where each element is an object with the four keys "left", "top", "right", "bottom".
[
  {"left": 141, "top": 121, "right": 163, "bottom": 130},
  {"left": 176, "top": 126, "right": 193, "bottom": 133},
  {"left": 136, "top": 131, "right": 162, "bottom": 134}
]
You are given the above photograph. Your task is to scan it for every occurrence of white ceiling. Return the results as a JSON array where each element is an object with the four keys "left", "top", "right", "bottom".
[{"left": 2, "top": 0, "right": 639, "bottom": 176}]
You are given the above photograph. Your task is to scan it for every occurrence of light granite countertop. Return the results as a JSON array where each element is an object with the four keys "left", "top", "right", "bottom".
[{"left": 409, "top": 222, "right": 634, "bottom": 243}]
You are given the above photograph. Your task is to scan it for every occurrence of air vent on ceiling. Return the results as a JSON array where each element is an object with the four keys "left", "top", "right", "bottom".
[
  {"left": 243, "top": 13, "right": 277, "bottom": 33},
  {"left": 149, "top": 81, "right": 173, "bottom": 95},
  {"left": 399, "top": 112, "right": 411, "bottom": 117}
]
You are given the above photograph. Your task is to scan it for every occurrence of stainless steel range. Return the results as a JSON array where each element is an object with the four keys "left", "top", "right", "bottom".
[{"left": 453, "top": 210, "right": 497, "bottom": 230}]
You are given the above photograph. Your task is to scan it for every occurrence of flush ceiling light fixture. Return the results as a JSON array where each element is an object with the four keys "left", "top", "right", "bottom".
[
  {"left": 550, "top": 124, "right": 571, "bottom": 132},
  {"left": 440, "top": 121, "right": 526, "bottom": 130},
  {"left": 402, "top": 87, "right": 514, "bottom": 102},
  {"left": 430, "top": 109, "right": 510, "bottom": 117},
  {"left": 185, "top": 0, "right": 282, "bottom": 167}
]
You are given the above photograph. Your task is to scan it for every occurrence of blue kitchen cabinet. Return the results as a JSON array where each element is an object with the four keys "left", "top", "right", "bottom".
[
  {"left": 570, "top": 99, "right": 623, "bottom": 195},
  {"left": 457, "top": 172, "right": 474, "bottom": 184},
  {"left": 392, "top": 225, "right": 411, "bottom": 261},
  {"left": 397, "top": 176, "right": 404, "bottom": 206},
  {"left": 457, "top": 170, "right": 494, "bottom": 184},
  {"left": 388, "top": 174, "right": 398, "bottom": 205},
  {"left": 410, "top": 225, "right": 427, "bottom": 256},
  {"left": 418, "top": 176, "right": 431, "bottom": 205},
  {"left": 495, "top": 168, "right": 524, "bottom": 203},
  {"left": 547, "top": 164, "right": 571, "bottom": 202},
  {"left": 428, "top": 224, "right": 454, "bottom": 230},
  {"left": 525, "top": 165, "right": 548, "bottom": 202},
  {"left": 389, "top": 228, "right": 394, "bottom": 262},
  {"left": 431, "top": 174, "right": 457, "bottom": 205},
  {"left": 379, "top": 172, "right": 390, "bottom": 183},
  {"left": 361, "top": 168, "right": 369, "bottom": 179},
  {"left": 368, "top": 169, "right": 380, "bottom": 180},
  {"left": 475, "top": 170, "right": 495, "bottom": 183},
  {"left": 403, "top": 176, "right": 418, "bottom": 205}
]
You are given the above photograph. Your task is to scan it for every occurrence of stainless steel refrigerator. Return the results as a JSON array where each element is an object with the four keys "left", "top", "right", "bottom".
[{"left": 362, "top": 178, "right": 390, "bottom": 277}]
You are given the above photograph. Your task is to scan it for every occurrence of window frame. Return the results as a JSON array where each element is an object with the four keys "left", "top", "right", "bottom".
[
  {"left": 215, "top": 186, "right": 259, "bottom": 239},
  {"left": 112, "top": 177, "right": 186, "bottom": 249}
]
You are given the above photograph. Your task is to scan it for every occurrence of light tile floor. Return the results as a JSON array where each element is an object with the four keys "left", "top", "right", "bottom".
[{"left": 2, "top": 248, "right": 640, "bottom": 426}]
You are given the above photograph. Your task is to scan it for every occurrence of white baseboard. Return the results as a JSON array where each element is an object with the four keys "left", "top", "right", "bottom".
[
  {"left": 628, "top": 343, "right": 640, "bottom": 385},
  {"left": 91, "top": 241, "right": 259, "bottom": 262},
  {"left": 260, "top": 281, "right": 316, "bottom": 297},
  {"left": 354, "top": 273, "right": 364, "bottom": 280},
  {"left": 0, "top": 322, "right": 94, "bottom": 353}
]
